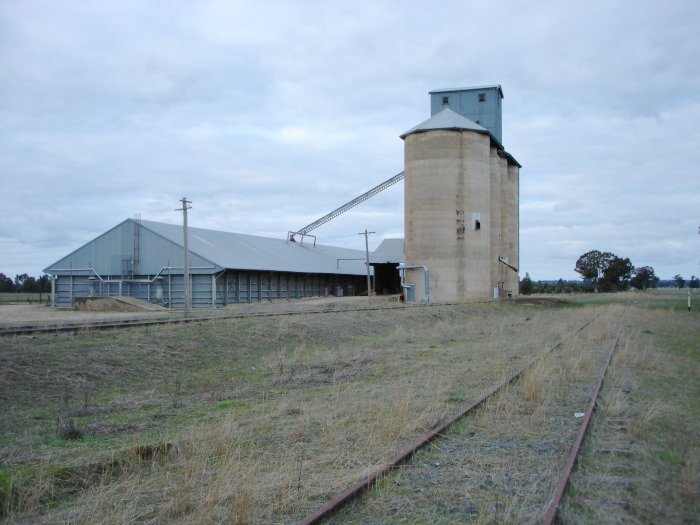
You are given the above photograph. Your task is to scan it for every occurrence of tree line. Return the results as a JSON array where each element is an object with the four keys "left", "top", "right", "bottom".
[
  {"left": 0, "top": 273, "right": 51, "bottom": 293},
  {"left": 520, "top": 250, "right": 699, "bottom": 295}
]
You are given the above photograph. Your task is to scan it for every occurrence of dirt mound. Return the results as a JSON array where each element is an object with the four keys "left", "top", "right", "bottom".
[{"left": 74, "top": 297, "right": 167, "bottom": 312}]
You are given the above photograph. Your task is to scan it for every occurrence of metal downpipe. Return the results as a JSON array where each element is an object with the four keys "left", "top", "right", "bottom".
[{"left": 397, "top": 264, "right": 430, "bottom": 303}]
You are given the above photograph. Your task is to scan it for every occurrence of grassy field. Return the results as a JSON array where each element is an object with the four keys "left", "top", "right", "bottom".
[
  {"left": 0, "top": 293, "right": 49, "bottom": 305},
  {"left": 560, "top": 291, "right": 700, "bottom": 524},
  {"left": 0, "top": 290, "right": 697, "bottom": 523}
]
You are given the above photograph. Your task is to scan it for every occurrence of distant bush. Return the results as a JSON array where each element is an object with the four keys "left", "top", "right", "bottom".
[
  {"left": 519, "top": 276, "right": 589, "bottom": 295},
  {"left": 0, "top": 273, "right": 51, "bottom": 293}
]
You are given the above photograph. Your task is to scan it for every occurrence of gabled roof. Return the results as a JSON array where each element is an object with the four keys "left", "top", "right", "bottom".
[
  {"left": 138, "top": 220, "right": 368, "bottom": 276},
  {"left": 400, "top": 107, "right": 488, "bottom": 139},
  {"left": 369, "top": 238, "right": 405, "bottom": 264}
]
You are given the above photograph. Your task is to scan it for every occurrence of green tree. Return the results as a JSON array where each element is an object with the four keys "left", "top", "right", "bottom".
[
  {"left": 601, "top": 256, "right": 634, "bottom": 290},
  {"left": 574, "top": 250, "right": 612, "bottom": 283},
  {"left": 575, "top": 251, "right": 636, "bottom": 291},
  {"left": 520, "top": 273, "right": 533, "bottom": 295},
  {"left": 20, "top": 276, "right": 37, "bottom": 292},
  {"left": 0, "top": 273, "right": 14, "bottom": 292},
  {"left": 574, "top": 250, "right": 614, "bottom": 285},
  {"left": 13, "top": 273, "right": 29, "bottom": 290},
  {"left": 630, "top": 266, "right": 659, "bottom": 291},
  {"left": 689, "top": 276, "right": 699, "bottom": 289},
  {"left": 674, "top": 274, "right": 686, "bottom": 288},
  {"left": 37, "top": 274, "right": 51, "bottom": 292}
]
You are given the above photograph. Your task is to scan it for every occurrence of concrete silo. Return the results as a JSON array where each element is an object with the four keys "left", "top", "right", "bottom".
[{"left": 400, "top": 86, "right": 520, "bottom": 302}]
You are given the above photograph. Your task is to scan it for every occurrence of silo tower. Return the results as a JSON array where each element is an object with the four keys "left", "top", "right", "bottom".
[{"left": 401, "top": 85, "right": 520, "bottom": 303}]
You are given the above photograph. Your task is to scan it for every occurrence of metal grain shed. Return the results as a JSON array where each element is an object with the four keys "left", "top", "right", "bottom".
[{"left": 44, "top": 219, "right": 370, "bottom": 308}]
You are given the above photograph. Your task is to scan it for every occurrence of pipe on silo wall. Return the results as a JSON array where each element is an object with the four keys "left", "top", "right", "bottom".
[
  {"left": 499, "top": 155, "right": 511, "bottom": 296},
  {"left": 397, "top": 264, "right": 430, "bottom": 303},
  {"left": 489, "top": 148, "right": 503, "bottom": 295}
]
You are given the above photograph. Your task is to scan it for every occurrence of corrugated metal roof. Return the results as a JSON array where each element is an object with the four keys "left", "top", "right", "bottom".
[
  {"left": 400, "top": 107, "right": 489, "bottom": 139},
  {"left": 399, "top": 107, "right": 521, "bottom": 167},
  {"left": 429, "top": 85, "right": 504, "bottom": 98},
  {"left": 369, "top": 238, "right": 405, "bottom": 264},
  {"left": 140, "top": 220, "right": 368, "bottom": 275}
]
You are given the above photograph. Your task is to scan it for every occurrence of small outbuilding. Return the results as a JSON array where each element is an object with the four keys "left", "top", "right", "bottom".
[
  {"left": 44, "top": 219, "right": 370, "bottom": 308},
  {"left": 369, "top": 239, "right": 404, "bottom": 295}
]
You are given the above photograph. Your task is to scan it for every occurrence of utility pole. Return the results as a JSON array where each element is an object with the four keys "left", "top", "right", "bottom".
[
  {"left": 358, "top": 230, "right": 375, "bottom": 300},
  {"left": 177, "top": 197, "right": 192, "bottom": 314}
]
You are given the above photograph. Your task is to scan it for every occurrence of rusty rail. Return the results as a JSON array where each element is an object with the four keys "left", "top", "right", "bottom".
[
  {"left": 542, "top": 309, "right": 628, "bottom": 524},
  {"left": 298, "top": 314, "right": 599, "bottom": 525}
]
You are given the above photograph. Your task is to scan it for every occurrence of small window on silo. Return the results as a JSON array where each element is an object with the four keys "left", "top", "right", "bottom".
[
  {"left": 475, "top": 220, "right": 481, "bottom": 231},
  {"left": 442, "top": 96, "right": 449, "bottom": 105},
  {"left": 479, "top": 93, "right": 486, "bottom": 102}
]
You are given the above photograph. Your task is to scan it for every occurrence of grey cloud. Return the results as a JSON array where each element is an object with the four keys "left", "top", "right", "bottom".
[{"left": 1, "top": 1, "right": 699, "bottom": 280}]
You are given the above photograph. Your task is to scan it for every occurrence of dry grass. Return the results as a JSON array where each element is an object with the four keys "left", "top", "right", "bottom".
[
  {"left": 520, "top": 357, "right": 549, "bottom": 415},
  {"left": 330, "top": 307, "right": 622, "bottom": 524},
  {"left": 559, "top": 302, "right": 700, "bottom": 524},
  {"left": 12, "top": 298, "right": 695, "bottom": 524},
  {"left": 1, "top": 302, "right": 597, "bottom": 523}
]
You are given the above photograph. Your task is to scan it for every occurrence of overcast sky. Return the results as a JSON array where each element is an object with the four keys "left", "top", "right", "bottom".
[{"left": 1, "top": 0, "right": 698, "bottom": 281}]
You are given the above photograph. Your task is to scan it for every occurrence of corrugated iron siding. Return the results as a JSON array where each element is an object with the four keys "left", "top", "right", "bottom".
[
  {"left": 216, "top": 270, "right": 360, "bottom": 305},
  {"left": 430, "top": 87, "right": 503, "bottom": 143},
  {"left": 52, "top": 270, "right": 364, "bottom": 308}
]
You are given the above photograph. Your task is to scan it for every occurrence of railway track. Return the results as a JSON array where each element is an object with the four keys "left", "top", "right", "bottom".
[
  {"left": 0, "top": 301, "right": 460, "bottom": 337},
  {"left": 542, "top": 307, "right": 628, "bottom": 524},
  {"left": 297, "top": 308, "right": 628, "bottom": 524}
]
